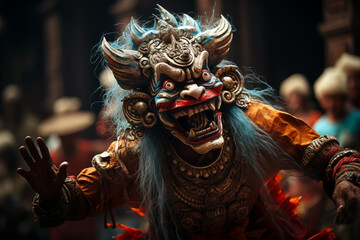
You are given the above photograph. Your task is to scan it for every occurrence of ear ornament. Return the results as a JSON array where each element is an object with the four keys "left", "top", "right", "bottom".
[
  {"left": 122, "top": 92, "right": 157, "bottom": 128},
  {"left": 215, "top": 65, "right": 251, "bottom": 109}
]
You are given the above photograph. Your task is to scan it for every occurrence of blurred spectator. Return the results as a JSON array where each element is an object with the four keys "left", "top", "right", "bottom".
[
  {"left": 279, "top": 74, "right": 326, "bottom": 237},
  {"left": 0, "top": 84, "right": 39, "bottom": 145},
  {"left": 37, "top": 97, "right": 101, "bottom": 240},
  {"left": 280, "top": 73, "right": 321, "bottom": 126},
  {"left": 335, "top": 53, "right": 360, "bottom": 110},
  {"left": 0, "top": 130, "right": 48, "bottom": 239},
  {"left": 313, "top": 66, "right": 360, "bottom": 240},
  {"left": 313, "top": 67, "right": 360, "bottom": 150}
]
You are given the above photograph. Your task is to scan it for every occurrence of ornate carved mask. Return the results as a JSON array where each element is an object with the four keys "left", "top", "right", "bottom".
[{"left": 102, "top": 5, "right": 237, "bottom": 154}]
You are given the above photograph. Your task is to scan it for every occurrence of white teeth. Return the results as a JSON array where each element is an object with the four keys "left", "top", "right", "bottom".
[
  {"left": 188, "top": 108, "right": 195, "bottom": 118},
  {"left": 171, "top": 99, "right": 217, "bottom": 120},
  {"left": 189, "top": 129, "right": 196, "bottom": 137},
  {"left": 217, "top": 96, "right": 222, "bottom": 109},
  {"left": 210, "top": 121, "right": 217, "bottom": 130},
  {"left": 196, "top": 125, "right": 212, "bottom": 136},
  {"left": 209, "top": 102, "right": 216, "bottom": 111}
]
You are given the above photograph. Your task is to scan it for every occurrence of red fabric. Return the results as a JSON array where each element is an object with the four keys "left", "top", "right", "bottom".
[
  {"left": 324, "top": 147, "right": 360, "bottom": 183},
  {"left": 324, "top": 148, "right": 343, "bottom": 164},
  {"left": 257, "top": 175, "right": 336, "bottom": 240},
  {"left": 332, "top": 153, "right": 360, "bottom": 179},
  {"left": 108, "top": 223, "right": 144, "bottom": 240},
  {"left": 256, "top": 174, "right": 307, "bottom": 240},
  {"left": 111, "top": 174, "right": 336, "bottom": 240},
  {"left": 131, "top": 206, "right": 146, "bottom": 217},
  {"left": 307, "top": 228, "right": 336, "bottom": 240},
  {"left": 324, "top": 148, "right": 346, "bottom": 183}
]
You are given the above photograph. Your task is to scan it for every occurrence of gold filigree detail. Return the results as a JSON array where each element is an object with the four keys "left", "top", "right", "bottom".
[
  {"left": 302, "top": 135, "right": 339, "bottom": 167},
  {"left": 235, "top": 92, "right": 251, "bottom": 109},
  {"left": 122, "top": 92, "right": 157, "bottom": 128},
  {"left": 139, "top": 57, "right": 151, "bottom": 78},
  {"left": 102, "top": 7, "right": 234, "bottom": 91},
  {"left": 169, "top": 143, "right": 232, "bottom": 179},
  {"left": 215, "top": 65, "right": 252, "bottom": 109},
  {"left": 163, "top": 125, "right": 250, "bottom": 235},
  {"left": 92, "top": 126, "right": 143, "bottom": 183},
  {"left": 122, "top": 125, "right": 146, "bottom": 141}
]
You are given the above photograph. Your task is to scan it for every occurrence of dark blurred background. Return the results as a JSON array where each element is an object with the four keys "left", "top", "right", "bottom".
[
  {"left": 0, "top": 0, "right": 359, "bottom": 121},
  {"left": 0, "top": 0, "right": 359, "bottom": 239}
]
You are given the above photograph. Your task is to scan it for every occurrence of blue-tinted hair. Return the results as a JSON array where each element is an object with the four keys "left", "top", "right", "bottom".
[{"left": 99, "top": 11, "right": 301, "bottom": 240}]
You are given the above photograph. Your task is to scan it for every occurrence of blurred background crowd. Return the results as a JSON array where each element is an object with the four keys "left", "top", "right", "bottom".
[{"left": 0, "top": 0, "right": 360, "bottom": 239}]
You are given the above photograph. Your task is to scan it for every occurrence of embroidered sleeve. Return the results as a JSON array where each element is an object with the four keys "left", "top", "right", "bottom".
[
  {"left": 301, "top": 135, "right": 340, "bottom": 180},
  {"left": 33, "top": 177, "right": 81, "bottom": 227},
  {"left": 323, "top": 148, "right": 360, "bottom": 196},
  {"left": 244, "top": 101, "right": 360, "bottom": 197},
  {"left": 32, "top": 133, "right": 142, "bottom": 227},
  {"left": 92, "top": 127, "right": 142, "bottom": 184}
]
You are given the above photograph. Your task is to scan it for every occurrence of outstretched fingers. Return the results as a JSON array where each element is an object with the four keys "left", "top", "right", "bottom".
[
  {"left": 58, "top": 162, "right": 69, "bottom": 183},
  {"left": 19, "top": 145, "right": 35, "bottom": 168},
  {"left": 24, "top": 136, "right": 42, "bottom": 161},
  {"left": 37, "top": 137, "right": 52, "bottom": 162}
]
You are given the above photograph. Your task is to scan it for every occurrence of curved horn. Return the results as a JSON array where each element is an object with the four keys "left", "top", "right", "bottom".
[
  {"left": 154, "top": 62, "right": 185, "bottom": 83},
  {"left": 130, "top": 17, "right": 156, "bottom": 45},
  {"left": 192, "top": 51, "right": 209, "bottom": 78},
  {"left": 102, "top": 37, "right": 143, "bottom": 90},
  {"left": 156, "top": 4, "right": 178, "bottom": 26},
  {"left": 196, "top": 15, "right": 233, "bottom": 67},
  {"left": 179, "top": 14, "right": 201, "bottom": 33}
]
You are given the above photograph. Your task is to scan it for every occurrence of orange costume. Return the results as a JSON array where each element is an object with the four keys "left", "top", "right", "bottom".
[
  {"left": 29, "top": 7, "right": 360, "bottom": 240},
  {"left": 33, "top": 102, "right": 338, "bottom": 239}
]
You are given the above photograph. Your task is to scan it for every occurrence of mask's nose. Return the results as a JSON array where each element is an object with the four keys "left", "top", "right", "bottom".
[{"left": 180, "top": 84, "right": 205, "bottom": 100}]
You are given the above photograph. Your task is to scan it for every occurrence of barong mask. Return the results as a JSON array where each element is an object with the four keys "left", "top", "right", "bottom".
[{"left": 102, "top": 5, "right": 248, "bottom": 154}]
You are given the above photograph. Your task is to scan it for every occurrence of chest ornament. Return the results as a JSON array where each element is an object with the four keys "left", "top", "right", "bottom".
[{"left": 164, "top": 127, "right": 251, "bottom": 235}]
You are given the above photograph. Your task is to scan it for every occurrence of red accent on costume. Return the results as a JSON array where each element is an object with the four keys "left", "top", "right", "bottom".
[
  {"left": 324, "top": 147, "right": 360, "bottom": 183},
  {"left": 333, "top": 154, "right": 360, "bottom": 179},
  {"left": 107, "top": 223, "right": 144, "bottom": 240},
  {"left": 111, "top": 174, "right": 336, "bottom": 240},
  {"left": 307, "top": 228, "right": 336, "bottom": 240},
  {"left": 131, "top": 206, "right": 146, "bottom": 217},
  {"left": 261, "top": 174, "right": 307, "bottom": 239}
]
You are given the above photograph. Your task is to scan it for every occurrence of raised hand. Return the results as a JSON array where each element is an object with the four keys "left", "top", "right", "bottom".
[{"left": 17, "top": 136, "right": 68, "bottom": 203}]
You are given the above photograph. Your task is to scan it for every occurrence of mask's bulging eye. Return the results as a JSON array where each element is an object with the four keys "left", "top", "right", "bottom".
[
  {"left": 163, "top": 79, "right": 176, "bottom": 91},
  {"left": 200, "top": 69, "right": 211, "bottom": 82}
]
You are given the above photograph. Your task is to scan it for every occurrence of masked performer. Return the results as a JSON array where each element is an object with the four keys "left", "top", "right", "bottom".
[{"left": 17, "top": 5, "right": 360, "bottom": 240}]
